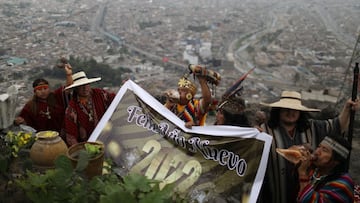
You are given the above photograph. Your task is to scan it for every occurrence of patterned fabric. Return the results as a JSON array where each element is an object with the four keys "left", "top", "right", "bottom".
[
  {"left": 297, "top": 173, "right": 354, "bottom": 203},
  {"left": 354, "top": 184, "right": 360, "bottom": 202},
  {"left": 65, "top": 88, "right": 115, "bottom": 146},
  {"left": 174, "top": 99, "right": 207, "bottom": 126},
  {"left": 258, "top": 118, "right": 341, "bottom": 203},
  {"left": 18, "top": 86, "right": 67, "bottom": 132}
]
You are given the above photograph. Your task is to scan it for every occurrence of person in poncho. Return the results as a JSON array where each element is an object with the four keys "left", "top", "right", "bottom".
[
  {"left": 297, "top": 135, "right": 354, "bottom": 202},
  {"left": 64, "top": 71, "right": 115, "bottom": 146},
  {"left": 164, "top": 68, "right": 211, "bottom": 128},
  {"left": 14, "top": 63, "right": 73, "bottom": 136}
]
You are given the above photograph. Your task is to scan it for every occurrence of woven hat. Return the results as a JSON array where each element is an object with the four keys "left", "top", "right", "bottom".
[
  {"left": 260, "top": 91, "right": 320, "bottom": 112},
  {"left": 65, "top": 71, "right": 101, "bottom": 90}
]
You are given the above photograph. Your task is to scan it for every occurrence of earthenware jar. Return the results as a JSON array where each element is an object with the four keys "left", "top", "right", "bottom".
[
  {"left": 67, "top": 141, "right": 105, "bottom": 179},
  {"left": 30, "top": 131, "right": 68, "bottom": 168}
]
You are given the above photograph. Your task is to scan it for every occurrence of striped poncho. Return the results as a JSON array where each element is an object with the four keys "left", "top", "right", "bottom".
[
  {"left": 65, "top": 88, "right": 115, "bottom": 146},
  {"left": 297, "top": 173, "right": 354, "bottom": 203},
  {"left": 174, "top": 99, "right": 207, "bottom": 126}
]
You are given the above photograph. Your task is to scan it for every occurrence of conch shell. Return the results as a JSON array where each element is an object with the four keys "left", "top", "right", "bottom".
[
  {"left": 276, "top": 145, "right": 308, "bottom": 164},
  {"left": 188, "top": 64, "right": 221, "bottom": 86}
]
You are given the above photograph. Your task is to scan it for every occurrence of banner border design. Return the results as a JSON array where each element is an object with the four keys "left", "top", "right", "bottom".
[{"left": 89, "top": 80, "right": 272, "bottom": 203}]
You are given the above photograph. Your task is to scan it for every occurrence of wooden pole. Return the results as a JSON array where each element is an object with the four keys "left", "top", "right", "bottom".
[{"left": 347, "top": 62, "right": 359, "bottom": 171}]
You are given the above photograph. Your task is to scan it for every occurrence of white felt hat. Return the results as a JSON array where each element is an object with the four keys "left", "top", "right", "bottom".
[{"left": 65, "top": 71, "right": 101, "bottom": 90}]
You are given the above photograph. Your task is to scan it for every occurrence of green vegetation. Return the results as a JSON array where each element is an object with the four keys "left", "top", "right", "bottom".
[
  {"left": 11, "top": 155, "right": 184, "bottom": 203},
  {"left": 139, "top": 21, "right": 162, "bottom": 29},
  {"left": 0, "top": 131, "right": 35, "bottom": 174},
  {"left": 40, "top": 56, "right": 132, "bottom": 87},
  {"left": 84, "top": 143, "right": 102, "bottom": 158},
  {"left": 0, "top": 136, "right": 184, "bottom": 202}
]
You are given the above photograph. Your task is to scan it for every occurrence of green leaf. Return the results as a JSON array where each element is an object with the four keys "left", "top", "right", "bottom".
[
  {"left": 140, "top": 192, "right": 167, "bottom": 203},
  {"left": 51, "top": 168, "right": 73, "bottom": 188},
  {"left": 75, "top": 150, "right": 90, "bottom": 172},
  {"left": 0, "top": 156, "right": 9, "bottom": 173},
  {"left": 55, "top": 155, "right": 74, "bottom": 174},
  {"left": 89, "top": 177, "right": 107, "bottom": 193},
  {"left": 140, "top": 182, "right": 174, "bottom": 203},
  {"left": 100, "top": 190, "right": 137, "bottom": 203},
  {"left": 123, "top": 173, "right": 154, "bottom": 193},
  {"left": 28, "top": 171, "right": 51, "bottom": 187}
]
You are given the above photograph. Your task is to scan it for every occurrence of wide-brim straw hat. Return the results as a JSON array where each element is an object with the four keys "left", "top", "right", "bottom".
[
  {"left": 260, "top": 91, "right": 320, "bottom": 112},
  {"left": 65, "top": 71, "right": 101, "bottom": 90}
]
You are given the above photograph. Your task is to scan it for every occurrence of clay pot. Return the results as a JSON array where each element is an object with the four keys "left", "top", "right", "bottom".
[
  {"left": 30, "top": 131, "right": 68, "bottom": 168},
  {"left": 67, "top": 142, "right": 104, "bottom": 179}
]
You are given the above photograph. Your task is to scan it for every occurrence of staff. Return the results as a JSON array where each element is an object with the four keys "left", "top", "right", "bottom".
[{"left": 347, "top": 62, "right": 359, "bottom": 171}]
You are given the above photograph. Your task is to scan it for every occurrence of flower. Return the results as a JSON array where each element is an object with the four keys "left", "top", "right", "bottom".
[{"left": 3, "top": 131, "right": 36, "bottom": 158}]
